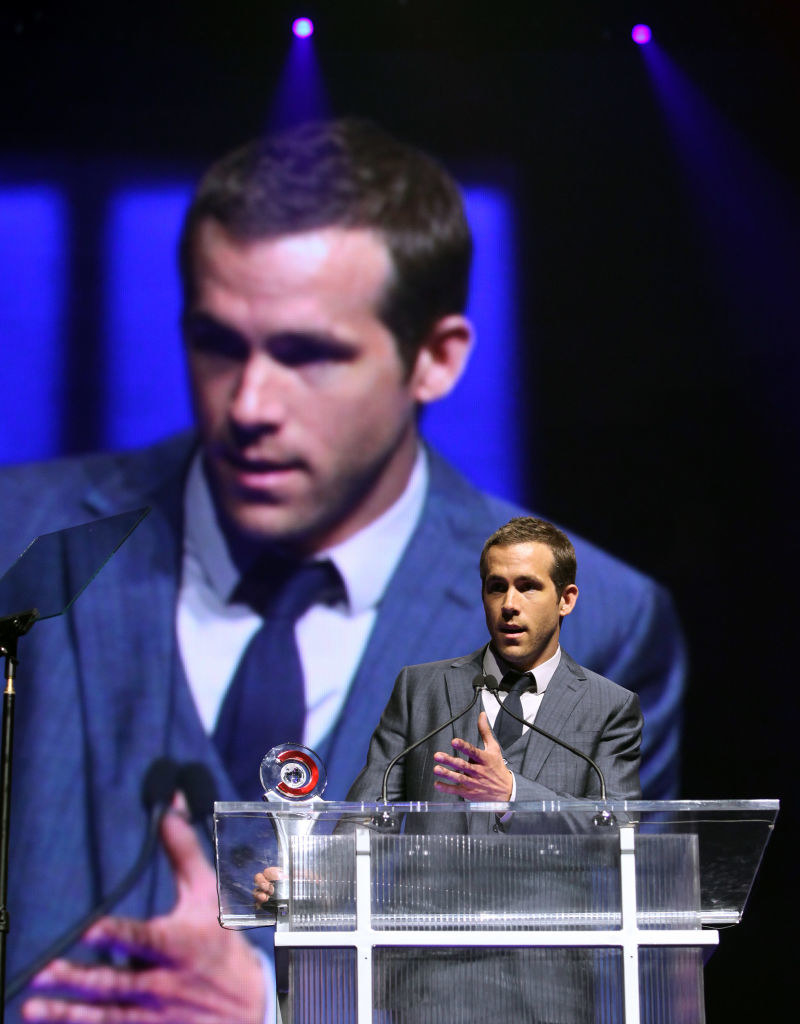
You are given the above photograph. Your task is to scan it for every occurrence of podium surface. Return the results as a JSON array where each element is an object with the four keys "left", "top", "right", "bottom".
[{"left": 215, "top": 799, "right": 778, "bottom": 1023}]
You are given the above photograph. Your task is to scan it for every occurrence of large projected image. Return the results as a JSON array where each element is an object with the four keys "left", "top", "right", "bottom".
[
  {"left": 0, "top": 177, "right": 521, "bottom": 502},
  {"left": 0, "top": 121, "right": 683, "bottom": 1024}
]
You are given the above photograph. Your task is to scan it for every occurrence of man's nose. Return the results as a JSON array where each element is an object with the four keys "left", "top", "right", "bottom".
[
  {"left": 501, "top": 589, "right": 519, "bottom": 616},
  {"left": 229, "top": 354, "right": 287, "bottom": 428}
]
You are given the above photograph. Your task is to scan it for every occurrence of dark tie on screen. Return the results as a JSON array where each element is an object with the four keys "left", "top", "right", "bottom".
[
  {"left": 212, "top": 557, "right": 345, "bottom": 799},
  {"left": 492, "top": 669, "right": 537, "bottom": 750}
]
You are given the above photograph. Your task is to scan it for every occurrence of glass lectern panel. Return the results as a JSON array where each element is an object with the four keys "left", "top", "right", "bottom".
[
  {"left": 215, "top": 799, "right": 776, "bottom": 1024},
  {"left": 215, "top": 799, "right": 778, "bottom": 930},
  {"left": 371, "top": 832, "right": 622, "bottom": 931}
]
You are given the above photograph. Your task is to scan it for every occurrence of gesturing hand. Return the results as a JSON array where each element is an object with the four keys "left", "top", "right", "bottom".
[
  {"left": 22, "top": 796, "right": 267, "bottom": 1024},
  {"left": 432, "top": 711, "right": 513, "bottom": 801}
]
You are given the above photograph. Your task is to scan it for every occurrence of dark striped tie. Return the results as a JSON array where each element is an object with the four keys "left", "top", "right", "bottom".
[
  {"left": 212, "top": 557, "right": 344, "bottom": 799},
  {"left": 493, "top": 669, "right": 537, "bottom": 749}
]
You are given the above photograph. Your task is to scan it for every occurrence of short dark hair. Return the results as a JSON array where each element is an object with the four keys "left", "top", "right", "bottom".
[
  {"left": 178, "top": 117, "right": 473, "bottom": 371},
  {"left": 479, "top": 517, "right": 577, "bottom": 595}
]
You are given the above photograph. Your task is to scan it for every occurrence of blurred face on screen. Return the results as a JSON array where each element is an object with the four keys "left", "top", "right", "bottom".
[
  {"left": 482, "top": 542, "right": 578, "bottom": 671},
  {"left": 183, "top": 222, "right": 469, "bottom": 557}
]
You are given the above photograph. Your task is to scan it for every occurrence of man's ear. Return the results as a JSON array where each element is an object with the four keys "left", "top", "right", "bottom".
[
  {"left": 558, "top": 584, "right": 579, "bottom": 619},
  {"left": 408, "top": 314, "right": 474, "bottom": 404}
]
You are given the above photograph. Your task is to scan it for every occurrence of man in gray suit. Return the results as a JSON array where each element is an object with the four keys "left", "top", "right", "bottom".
[
  {"left": 344, "top": 515, "right": 639, "bottom": 1023},
  {"left": 347, "top": 514, "right": 642, "bottom": 807},
  {"left": 257, "top": 517, "right": 640, "bottom": 1021}
]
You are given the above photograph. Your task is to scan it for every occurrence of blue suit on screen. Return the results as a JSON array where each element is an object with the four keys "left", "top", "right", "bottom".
[{"left": 0, "top": 432, "right": 685, "bottom": 1019}]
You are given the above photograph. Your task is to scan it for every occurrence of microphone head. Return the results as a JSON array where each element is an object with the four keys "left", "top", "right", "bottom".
[
  {"left": 483, "top": 673, "right": 500, "bottom": 693},
  {"left": 141, "top": 756, "right": 180, "bottom": 811},
  {"left": 177, "top": 762, "right": 219, "bottom": 820}
]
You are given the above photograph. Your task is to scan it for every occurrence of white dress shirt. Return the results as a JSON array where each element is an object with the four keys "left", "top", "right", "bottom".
[
  {"left": 481, "top": 644, "right": 561, "bottom": 729},
  {"left": 176, "top": 448, "right": 429, "bottom": 746},
  {"left": 481, "top": 644, "right": 562, "bottom": 802}
]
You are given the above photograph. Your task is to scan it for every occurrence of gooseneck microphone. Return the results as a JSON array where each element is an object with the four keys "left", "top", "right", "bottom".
[
  {"left": 6, "top": 757, "right": 181, "bottom": 1000},
  {"left": 484, "top": 675, "right": 612, "bottom": 810},
  {"left": 379, "top": 674, "right": 486, "bottom": 805}
]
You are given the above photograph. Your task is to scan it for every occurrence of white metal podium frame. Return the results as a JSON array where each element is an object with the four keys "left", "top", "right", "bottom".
[{"left": 272, "top": 824, "right": 717, "bottom": 1024}]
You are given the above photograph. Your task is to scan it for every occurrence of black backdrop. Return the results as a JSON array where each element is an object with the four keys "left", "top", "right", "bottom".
[{"left": 3, "top": 2, "right": 799, "bottom": 1017}]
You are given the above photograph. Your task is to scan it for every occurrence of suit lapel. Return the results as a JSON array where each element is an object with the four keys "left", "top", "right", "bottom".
[
  {"left": 519, "top": 652, "right": 588, "bottom": 781},
  {"left": 400, "top": 652, "right": 483, "bottom": 803},
  {"left": 443, "top": 653, "right": 485, "bottom": 745}
]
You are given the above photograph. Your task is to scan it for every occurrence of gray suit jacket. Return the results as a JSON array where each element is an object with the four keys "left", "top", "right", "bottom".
[
  {"left": 347, "top": 647, "right": 643, "bottom": 805},
  {"left": 345, "top": 648, "right": 640, "bottom": 1021}
]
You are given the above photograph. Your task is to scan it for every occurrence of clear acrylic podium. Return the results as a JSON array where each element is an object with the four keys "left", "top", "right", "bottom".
[{"left": 214, "top": 799, "right": 778, "bottom": 1023}]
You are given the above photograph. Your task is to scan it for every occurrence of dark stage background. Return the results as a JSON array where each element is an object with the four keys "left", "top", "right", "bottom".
[{"left": 3, "top": 2, "right": 798, "bottom": 1017}]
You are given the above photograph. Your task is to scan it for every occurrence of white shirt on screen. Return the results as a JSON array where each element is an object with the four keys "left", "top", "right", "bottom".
[{"left": 176, "top": 447, "right": 428, "bottom": 745}]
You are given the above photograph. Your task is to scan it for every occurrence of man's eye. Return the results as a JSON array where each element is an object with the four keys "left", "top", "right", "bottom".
[
  {"left": 269, "top": 334, "right": 356, "bottom": 367},
  {"left": 184, "top": 319, "right": 247, "bottom": 360}
]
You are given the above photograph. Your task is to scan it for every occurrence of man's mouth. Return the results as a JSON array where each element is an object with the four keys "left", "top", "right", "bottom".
[
  {"left": 498, "top": 623, "right": 525, "bottom": 635},
  {"left": 216, "top": 448, "right": 306, "bottom": 487}
]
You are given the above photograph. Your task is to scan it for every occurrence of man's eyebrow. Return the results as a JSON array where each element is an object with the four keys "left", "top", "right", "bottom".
[
  {"left": 267, "top": 329, "right": 358, "bottom": 351},
  {"left": 182, "top": 310, "right": 241, "bottom": 335},
  {"left": 515, "top": 574, "right": 545, "bottom": 587},
  {"left": 182, "top": 313, "right": 357, "bottom": 352}
]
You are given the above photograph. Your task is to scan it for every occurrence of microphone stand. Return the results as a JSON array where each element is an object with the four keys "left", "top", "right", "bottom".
[
  {"left": 0, "top": 610, "right": 38, "bottom": 1023},
  {"left": 0, "top": 507, "right": 150, "bottom": 1020},
  {"left": 377, "top": 676, "right": 485, "bottom": 819},
  {"left": 486, "top": 679, "right": 617, "bottom": 826}
]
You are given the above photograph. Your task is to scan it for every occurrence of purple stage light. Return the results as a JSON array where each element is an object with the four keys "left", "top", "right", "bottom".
[
  {"left": 631, "top": 24, "right": 652, "bottom": 45},
  {"left": 292, "top": 17, "right": 314, "bottom": 39}
]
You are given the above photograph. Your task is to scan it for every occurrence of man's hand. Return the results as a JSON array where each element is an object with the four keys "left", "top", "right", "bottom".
[
  {"left": 432, "top": 711, "right": 513, "bottom": 801},
  {"left": 253, "top": 867, "right": 283, "bottom": 906},
  {"left": 22, "top": 796, "right": 267, "bottom": 1024}
]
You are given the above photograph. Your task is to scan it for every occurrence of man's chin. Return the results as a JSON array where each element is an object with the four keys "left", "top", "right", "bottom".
[
  {"left": 494, "top": 640, "right": 533, "bottom": 668},
  {"left": 223, "top": 503, "right": 309, "bottom": 546}
]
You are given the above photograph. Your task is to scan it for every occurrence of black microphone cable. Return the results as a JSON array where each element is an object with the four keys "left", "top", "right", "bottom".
[
  {"left": 485, "top": 676, "right": 615, "bottom": 823},
  {"left": 6, "top": 756, "right": 180, "bottom": 1000},
  {"left": 380, "top": 673, "right": 486, "bottom": 805}
]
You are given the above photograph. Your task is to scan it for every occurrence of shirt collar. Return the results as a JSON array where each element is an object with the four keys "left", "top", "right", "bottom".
[
  {"left": 182, "top": 447, "right": 429, "bottom": 614},
  {"left": 183, "top": 455, "right": 240, "bottom": 601},
  {"left": 482, "top": 643, "right": 562, "bottom": 693},
  {"left": 317, "top": 448, "right": 428, "bottom": 613}
]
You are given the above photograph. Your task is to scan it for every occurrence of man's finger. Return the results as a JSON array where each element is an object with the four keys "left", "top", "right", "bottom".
[
  {"left": 433, "top": 763, "right": 477, "bottom": 784},
  {"left": 450, "top": 737, "right": 485, "bottom": 761},
  {"left": 82, "top": 917, "right": 169, "bottom": 965},
  {"left": 476, "top": 711, "right": 498, "bottom": 749},
  {"left": 157, "top": 798, "right": 215, "bottom": 905},
  {"left": 22, "top": 995, "right": 164, "bottom": 1023},
  {"left": 433, "top": 751, "right": 472, "bottom": 770},
  {"left": 253, "top": 868, "right": 281, "bottom": 902},
  {"left": 31, "top": 958, "right": 179, "bottom": 1003}
]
